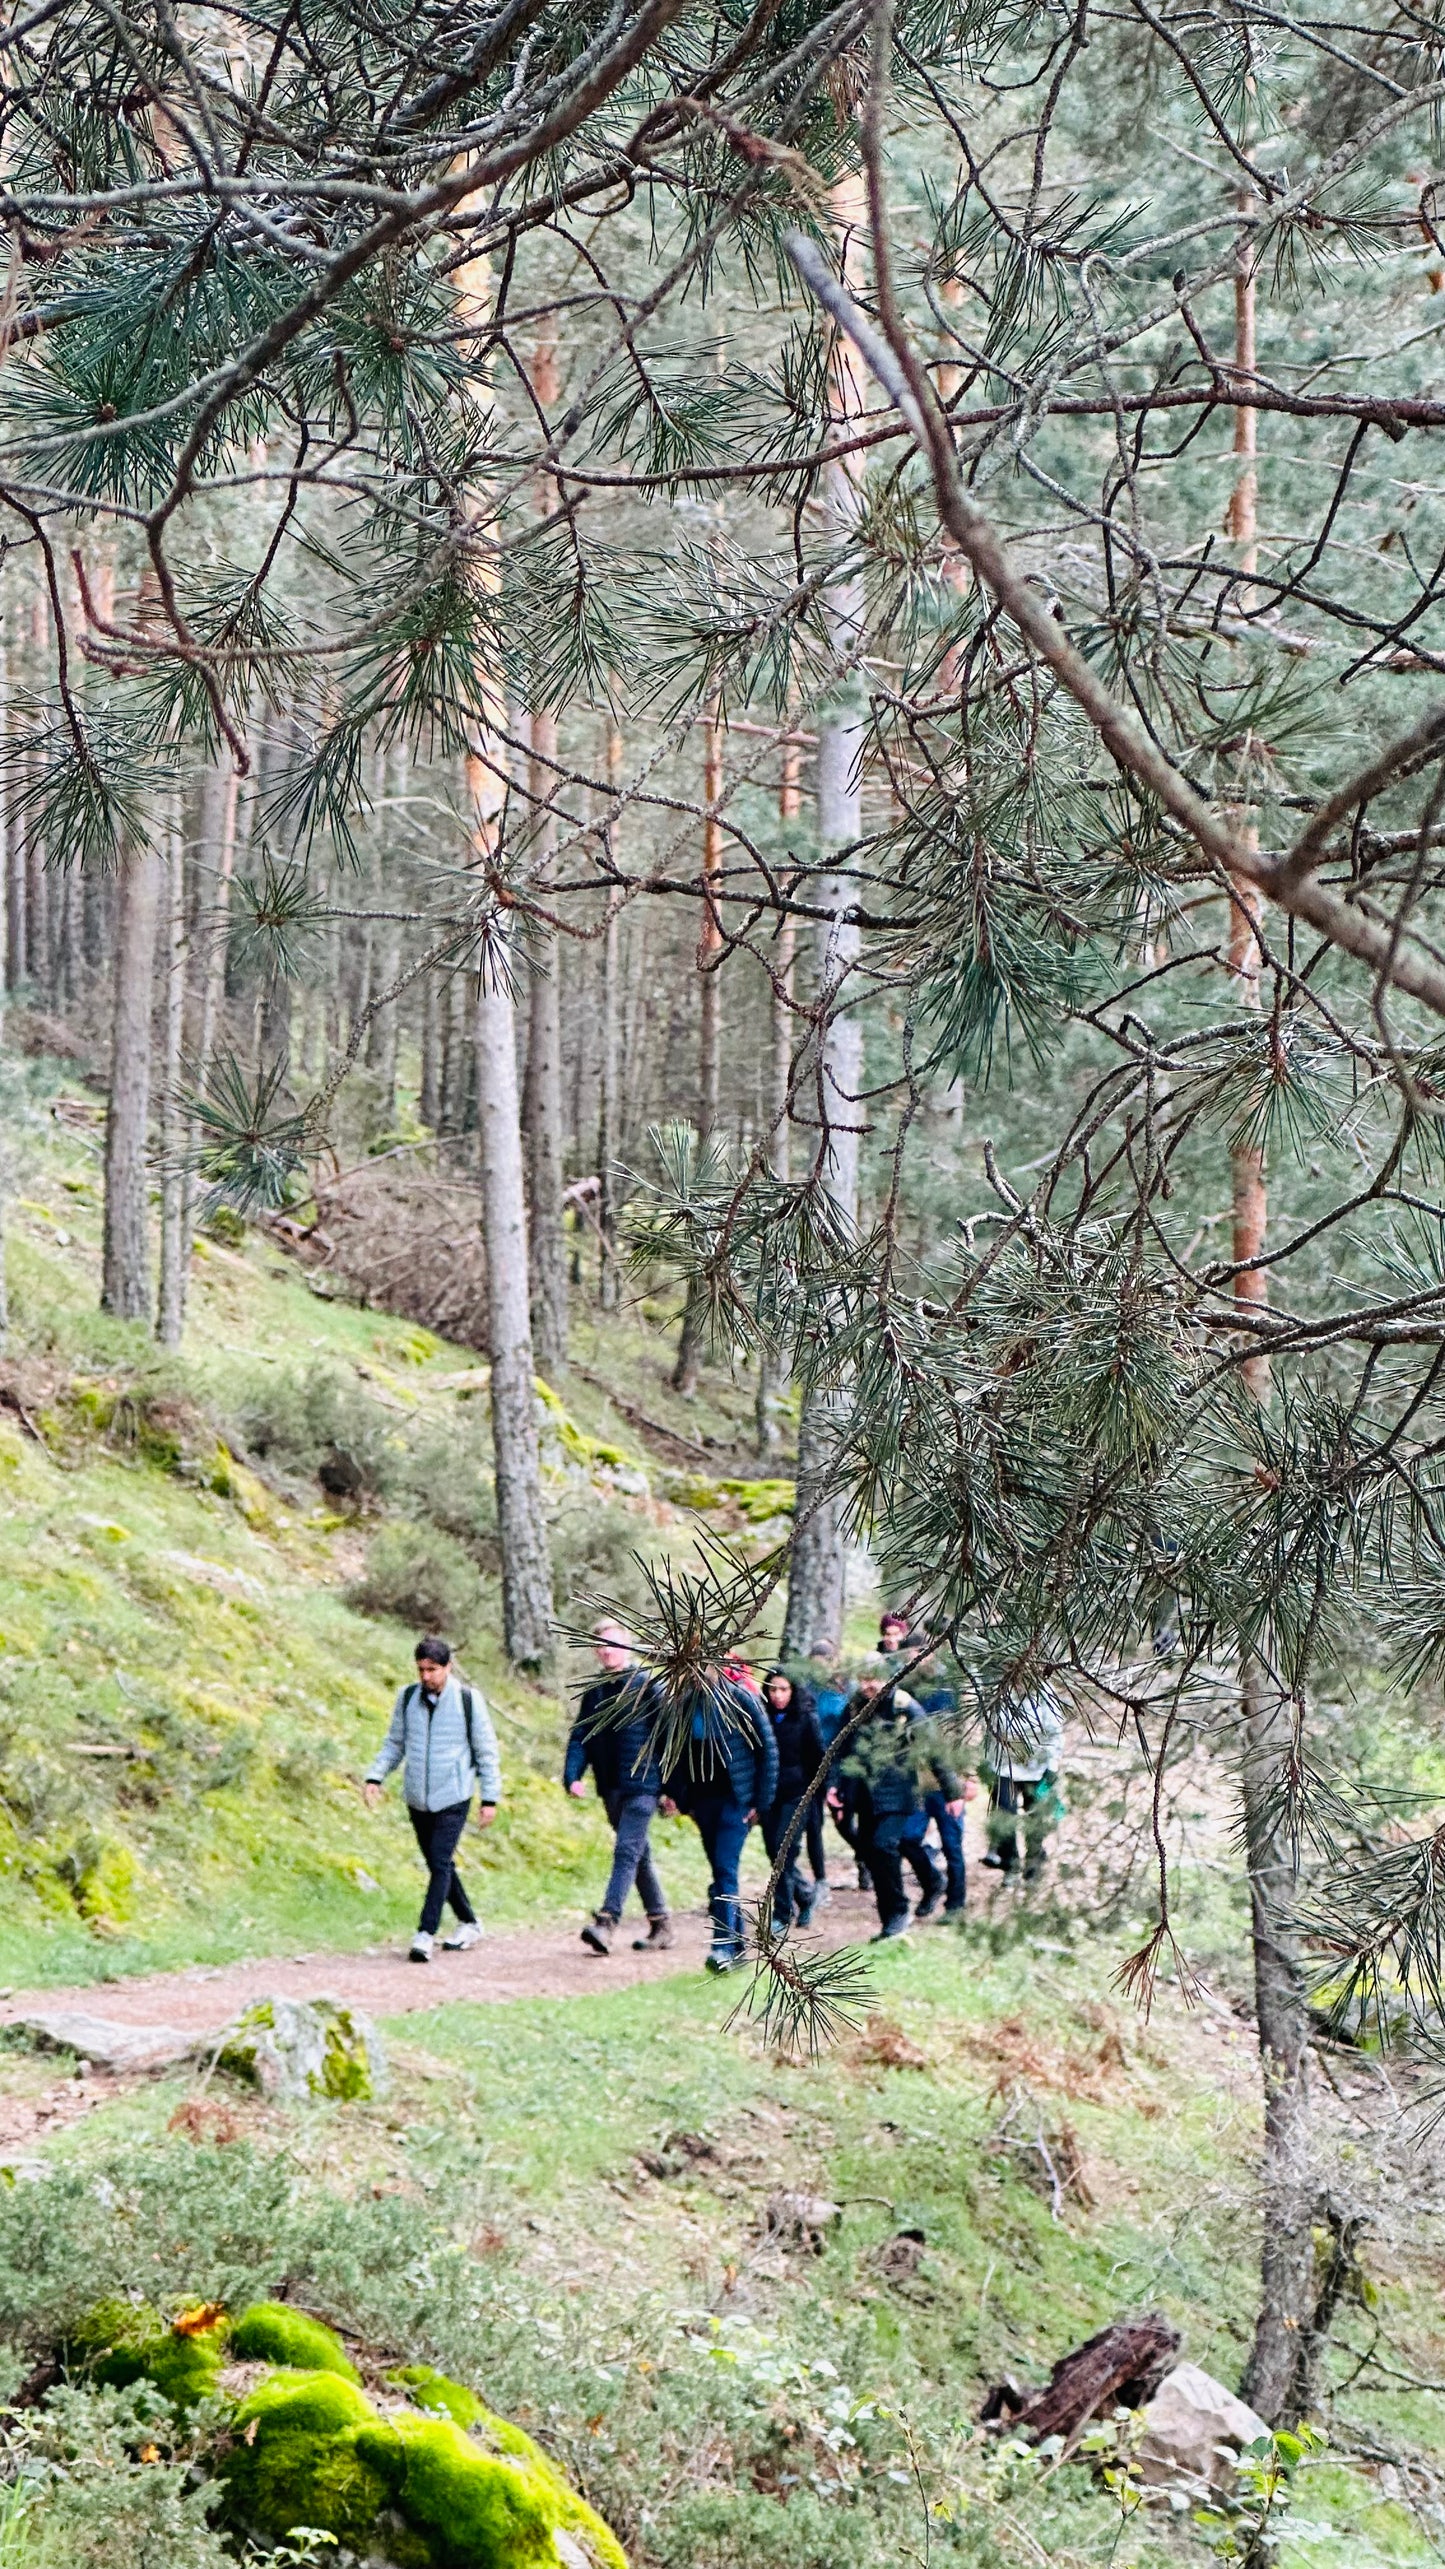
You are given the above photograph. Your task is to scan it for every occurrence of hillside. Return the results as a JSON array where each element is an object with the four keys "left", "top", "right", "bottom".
[{"left": 0, "top": 1055, "right": 781, "bottom": 1982}]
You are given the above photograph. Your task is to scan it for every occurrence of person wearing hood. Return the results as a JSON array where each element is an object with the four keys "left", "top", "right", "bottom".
[
  {"left": 660, "top": 1667, "right": 779, "bottom": 1974},
  {"left": 829, "top": 1657, "right": 964, "bottom": 1941},
  {"left": 759, "top": 1666, "right": 829, "bottom": 1932}
]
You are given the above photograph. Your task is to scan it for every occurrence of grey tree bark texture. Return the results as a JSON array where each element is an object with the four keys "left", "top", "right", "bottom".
[
  {"left": 156, "top": 803, "right": 187, "bottom": 1347},
  {"left": 671, "top": 704, "right": 723, "bottom": 1394},
  {"left": 101, "top": 839, "right": 163, "bottom": 1320},
  {"left": 522, "top": 707, "right": 568, "bottom": 1380},
  {"left": 1238, "top": 1670, "right": 1318, "bottom": 2423},
  {"left": 475, "top": 960, "right": 555, "bottom": 1669},
  {"left": 782, "top": 176, "right": 866, "bottom": 1659},
  {"left": 597, "top": 872, "right": 623, "bottom": 1309}
]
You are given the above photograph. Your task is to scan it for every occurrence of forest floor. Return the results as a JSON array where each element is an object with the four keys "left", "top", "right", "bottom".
[{"left": 0, "top": 1052, "right": 1443, "bottom": 2568}]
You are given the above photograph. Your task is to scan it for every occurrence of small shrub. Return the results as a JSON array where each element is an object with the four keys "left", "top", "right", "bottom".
[
  {"left": 345, "top": 1521, "right": 486, "bottom": 1635},
  {"left": 393, "top": 1420, "right": 499, "bottom": 1556},
  {"left": 230, "top": 1363, "right": 399, "bottom": 1502},
  {"left": 549, "top": 1500, "right": 651, "bottom": 1622}
]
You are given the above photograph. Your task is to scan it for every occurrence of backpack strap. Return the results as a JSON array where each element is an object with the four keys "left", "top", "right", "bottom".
[{"left": 460, "top": 1685, "right": 482, "bottom": 1788}]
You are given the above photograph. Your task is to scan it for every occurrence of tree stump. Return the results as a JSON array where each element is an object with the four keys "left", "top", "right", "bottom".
[{"left": 981, "top": 2314, "right": 1181, "bottom": 2442}]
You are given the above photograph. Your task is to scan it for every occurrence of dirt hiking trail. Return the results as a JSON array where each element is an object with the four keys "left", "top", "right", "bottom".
[{"left": 0, "top": 1886, "right": 882, "bottom": 2043}]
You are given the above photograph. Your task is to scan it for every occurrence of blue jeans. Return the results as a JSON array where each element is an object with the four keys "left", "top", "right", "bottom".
[
  {"left": 762, "top": 1794, "right": 811, "bottom": 1926},
  {"left": 690, "top": 1793, "right": 752, "bottom": 1949},
  {"left": 601, "top": 1792, "right": 667, "bottom": 1921},
  {"left": 905, "top": 1790, "right": 965, "bottom": 1908}
]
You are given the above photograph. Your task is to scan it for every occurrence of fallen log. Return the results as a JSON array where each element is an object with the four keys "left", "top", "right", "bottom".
[{"left": 981, "top": 2314, "right": 1181, "bottom": 2442}]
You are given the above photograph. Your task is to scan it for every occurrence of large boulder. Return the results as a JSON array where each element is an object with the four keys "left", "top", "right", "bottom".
[
  {"left": 216, "top": 1994, "right": 387, "bottom": 2103},
  {"left": 1136, "top": 2361, "right": 1270, "bottom": 2495},
  {"left": 9, "top": 2011, "right": 199, "bottom": 2073}
]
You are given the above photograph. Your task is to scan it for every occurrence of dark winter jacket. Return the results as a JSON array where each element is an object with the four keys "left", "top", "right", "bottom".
[
  {"left": 663, "top": 1677, "right": 779, "bottom": 1817},
  {"left": 563, "top": 1669, "right": 666, "bottom": 1802},
  {"left": 764, "top": 1684, "right": 828, "bottom": 1806},
  {"left": 836, "top": 1686, "right": 960, "bottom": 1847}
]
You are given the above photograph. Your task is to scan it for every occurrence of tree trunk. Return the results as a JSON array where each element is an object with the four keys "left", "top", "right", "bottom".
[
  {"left": 784, "top": 174, "right": 866, "bottom": 1654},
  {"left": 185, "top": 752, "right": 242, "bottom": 1261},
  {"left": 420, "top": 971, "right": 441, "bottom": 1128},
  {"left": 522, "top": 707, "right": 568, "bottom": 1379},
  {"left": 475, "top": 953, "right": 555, "bottom": 1667},
  {"left": 155, "top": 802, "right": 187, "bottom": 1347},
  {"left": 101, "top": 839, "right": 163, "bottom": 1318},
  {"left": 757, "top": 727, "right": 799, "bottom": 1459},
  {"left": 597, "top": 860, "right": 623, "bottom": 1307},
  {"left": 1226, "top": 211, "right": 1316, "bottom": 2426},
  {"left": 672, "top": 701, "right": 724, "bottom": 1393}
]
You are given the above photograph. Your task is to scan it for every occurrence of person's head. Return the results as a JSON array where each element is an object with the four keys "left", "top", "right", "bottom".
[
  {"left": 415, "top": 1636, "right": 452, "bottom": 1690},
  {"left": 879, "top": 1611, "right": 910, "bottom": 1650},
  {"left": 764, "top": 1667, "right": 795, "bottom": 1711},
  {"left": 854, "top": 1651, "right": 889, "bottom": 1702},
  {"left": 593, "top": 1619, "right": 634, "bottom": 1674}
]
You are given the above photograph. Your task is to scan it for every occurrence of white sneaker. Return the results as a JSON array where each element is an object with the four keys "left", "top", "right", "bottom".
[
  {"left": 408, "top": 1932, "right": 434, "bottom": 1963},
  {"left": 442, "top": 1922, "right": 484, "bottom": 1951}
]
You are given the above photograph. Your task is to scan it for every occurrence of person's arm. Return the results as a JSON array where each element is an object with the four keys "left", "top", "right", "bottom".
[
  {"left": 752, "top": 1710, "right": 779, "bottom": 1820},
  {"left": 563, "top": 1705, "right": 593, "bottom": 1799},
  {"left": 468, "top": 1692, "right": 503, "bottom": 1816},
  {"left": 363, "top": 1689, "right": 408, "bottom": 1804}
]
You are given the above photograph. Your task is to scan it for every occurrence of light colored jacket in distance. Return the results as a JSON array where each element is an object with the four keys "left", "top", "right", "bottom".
[
  {"left": 366, "top": 1675, "right": 502, "bottom": 1812},
  {"left": 989, "top": 1690, "right": 1064, "bottom": 1784}
]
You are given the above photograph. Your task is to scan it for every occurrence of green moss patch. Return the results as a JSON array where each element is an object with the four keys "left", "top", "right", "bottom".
[
  {"left": 223, "top": 2367, "right": 401, "bottom": 2548},
  {"left": 69, "top": 2295, "right": 228, "bottom": 2407},
  {"left": 230, "top": 2300, "right": 359, "bottom": 2379}
]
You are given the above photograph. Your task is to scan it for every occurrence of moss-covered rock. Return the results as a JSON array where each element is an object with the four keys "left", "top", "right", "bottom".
[
  {"left": 222, "top": 2368, "right": 402, "bottom": 2547},
  {"left": 230, "top": 2301, "right": 359, "bottom": 2380},
  {"left": 389, "top": 2368, "right": 628, "bottom": 2569},
  {"left": 69, "top": 2296, "right": 229, "bottom": 2407},
  {"left": 217, "top": 1993, "right": 387, "bottom": 2102}
]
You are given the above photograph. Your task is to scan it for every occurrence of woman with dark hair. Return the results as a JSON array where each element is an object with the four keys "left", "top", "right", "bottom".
[{"left": 760, "top": 1667, "right": 828, "bottom": 1931}]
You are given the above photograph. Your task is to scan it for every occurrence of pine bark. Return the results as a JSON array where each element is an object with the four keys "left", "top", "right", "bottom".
[
  {"left": 757, "top": 729, "right": 799, "bottom": 1458},
  {"left": 475, "top": 958, "right": 555, "bottom": 1669},
  {"left": 672, "top": 702, "right": 724, "bottom": 1393},
  {"left": 784, "top": 176, "right": 866, "bottom": 1655},
  {"left": 522, "top": 707, "right": 568, "bottom": 1378},
  {"left": 101, "top": 838, "right": 163, "bottom": 1318},
  {"left": 155, "top": 804, "right": 187, "bottom": 1346},
  {"left": 1226, "top": 216, "right": 1318, "bottom": 2426},
  {"left": 597, "top": 863, "right": 623, "bottom": 1307}
]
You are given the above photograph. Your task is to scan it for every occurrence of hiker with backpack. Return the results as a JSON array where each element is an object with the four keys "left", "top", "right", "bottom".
[
  {"left": 829, "top": 1657, "right": 964, "bottom": 1941},
  {"left": 363, "top": 1636, "right": 501, "bottom": 1963},
  {"left": 660, "top": 1666, "right": 779, "bottom": 1974},
  {"left": 880, "top": 1611, "right": 969, "bottom": 1917},
  {"left": 564, "top": 1620, "right": 672, "bottom": 1956}
]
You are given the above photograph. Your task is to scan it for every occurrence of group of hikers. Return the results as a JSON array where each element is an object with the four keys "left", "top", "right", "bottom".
[{"left": 365, "top": 1619, "right": 1065, "bottom": 1975}]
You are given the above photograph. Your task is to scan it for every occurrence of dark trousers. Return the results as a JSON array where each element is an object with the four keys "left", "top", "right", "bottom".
[
  {"left": 830, "top": 1798, "right": 873, "bottom": 1889},
  {"left": 689, "top": 1793, "right": 751, "bottom": 1948},
  {"left": 761, "top": 1794, "right": 811, "bottom": 1926},
  {"left": 805, "top": 1794, "right": 827, "bottom": 1883},
  {"left": 905, "top": 1790, "right": 965, "bottom": 1908},
  {"left": 601, "top": 1792, "right": 667, "bottom": 1920},
  {"left": 989, "top": 1775, "right": 1054, "bottom": 1875},
  {"left": 409, "top": 1800, "right": 477, "bottom": 1936},
  {"left": 861, "top": 1827, "right": 941, "bottom": 1931}
]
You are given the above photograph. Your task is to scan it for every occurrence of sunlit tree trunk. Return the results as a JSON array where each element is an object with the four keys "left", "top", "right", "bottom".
[
  {"left": 672, "top": 699, "right": 724, "bottom": 1393},
  {"left": 596, "top": 727, "right": 624, "bottom": 1309},
  {"left": 1224, "top": 212, "right": 1316, "bottom": 2428},
  {"left": 523, "top": 707, "right": 568, "bottom": 1376},
  {"left": 156, "top": 799, "right": 187, "bottom": 1347},
  {"left": 757, "top": 724, "right": 799, "bottom": 1459},
  {"left": 102, "top": 831, "right": 162, "bottom": 1319},
  {"left": 785, "top": 172, "right": 867, "bottom": 1658}
]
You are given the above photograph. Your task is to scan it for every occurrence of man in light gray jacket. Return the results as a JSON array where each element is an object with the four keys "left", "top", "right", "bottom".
[{"left": 364, "top": 1636, "right": 502, "bottom": 1961}]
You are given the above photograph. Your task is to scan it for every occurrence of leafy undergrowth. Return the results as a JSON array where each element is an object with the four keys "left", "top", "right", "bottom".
[{"left": 1, "top": 1928, "right": 1440, "bottom": 2568}]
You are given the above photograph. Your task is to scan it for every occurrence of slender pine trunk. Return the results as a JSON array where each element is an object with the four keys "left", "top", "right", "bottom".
[
  {"left": 784, "top": 175, "right": 866, "bottom": 1655},
  {"left": 596, "top": 866, "right": 623, "bottom": 1307},
  {"left": 522, "top": 707, "right": 568, "bottom": 1378},
  {"left": 156, "top": 801, "right": 187, "bottom": 1346},
  {"left": 672, "top": 701, "right": 724, "bottom": 1394},
  {"left": 757, "top": 726, "right": 799, "bottom": 1459},
  {"left": 185, "top": 752, "right": 242, "bottom": 1262},
  {"left": 102, "top": 838, "right": 163, "bottom": 1319},
  {"left": 475, "top": 955, "right": 555, "bottom": 1668}
]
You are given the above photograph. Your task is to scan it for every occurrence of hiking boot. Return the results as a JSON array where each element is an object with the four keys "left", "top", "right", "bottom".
[
  {"left": 871, "top": 1913, "right": 911, "bottom": 1943},
  {"left": 810, "top": 1879, "right": 831, "bottom": 1910},
  {"left": 442, "top": 1921, "right": 484, "bottom": 1951},
  {"left": 632, "top": 1914, "right": 675, "bottom": 1950},
  {"left": 856, "top": 1864, "right": 873, "bottom": 1894},
  {"left": 981, "top": 1849, "right": 1005, "bottom": 1870},
  {"left": 704, "top": 1940, "right": 745, "bottom": 1975},
  {"left": 408, "top": 1932, "right": 434, "bottom": 1963},
  {"left": 944, "top": 1900, "right": 966, "bottom": 1920},
  {"left": 581, "top": 1912, "right": 616, "bottom": 1955},
  {"left": 914, "top": 1887, "right": 944, "bottom": 1922}
]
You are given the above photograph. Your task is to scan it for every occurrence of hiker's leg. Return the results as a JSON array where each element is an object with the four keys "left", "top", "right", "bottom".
[
  {"left": 412, "top": 1800, "right": 473, "bottom": 1934},
  {"left": 927, "top": 1789, "right": 966, "bottom": 1908},
  {"left": 710, "top": 1800, "right": 750, "bottom": 1948},
  {"left": 1021, "top": 1778, "right": 1054, "bottom": 1876},
  {"left": 761, "top": 1797, "right": 800, "bottom": 1927},
  {"left": 903, "top": 1827, "right": 942, "bottom": 1904},
  {"left": 867, "top": 1838, "right": 907, "bottom": 1929},
  {"left": 602, "top": 1793, "right": 659, "bottom": 1919},
  {"left": 804, "top": 1791, "right": 827, "bottom": 1884},
  {"left": 988, "top": 1779, "right": 1021, "bottom": 1873},
  {"left": 634, "top": 1823, "right": 668, "bottom": 1920}
]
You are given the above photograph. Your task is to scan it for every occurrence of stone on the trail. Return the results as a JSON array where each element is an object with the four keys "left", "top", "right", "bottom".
[
  {"left": 1136, "top": 2361, "right": 1270, "bottom": 2495},
  {"left": 8, "top": 2011, "right": 199, "bottom": 2073},
  {"left": 217, "top": 1994, "right": 387, "bottom": 2103}
]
